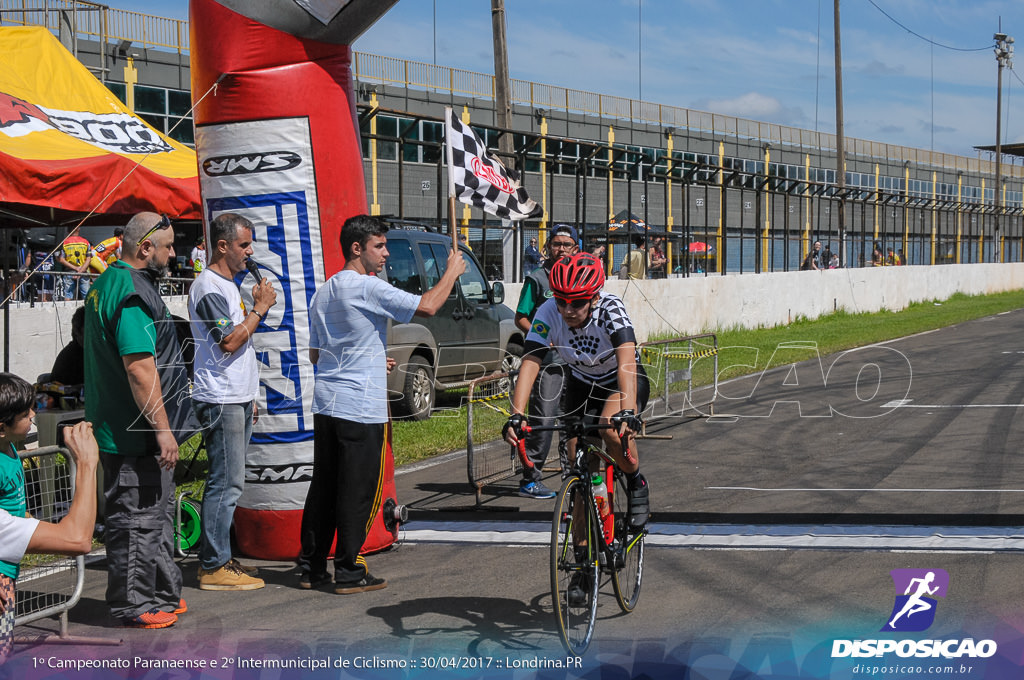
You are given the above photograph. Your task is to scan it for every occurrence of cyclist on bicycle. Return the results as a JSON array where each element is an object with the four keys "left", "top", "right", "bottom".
[{"left": 503, "top": 251, "right": 650, "bottom": 529}]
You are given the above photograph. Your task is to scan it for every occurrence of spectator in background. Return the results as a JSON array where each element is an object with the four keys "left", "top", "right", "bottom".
[
  {"left": 898, "top": 249, "right": 907, "bottom": 265},
  {"left": 648, "top": 236, "right": 667, "bottom": 279},
  {"left": 524, "top": 237, "right": 542, "bottom": 276},
  {"left": 24, "top": 246, "right": 55, "bottom": 303},
  {"left": 189, "top": 213, "right": 277, "bottom": 592},
  {"left": 801, "top": 241, "right": 822, "bottom": 271},
  {"left": 56, "top": 231, "right": 92, "bottom": 301},
  {"left": 49, "top": 307, "right": 85, "bottom": 387},
  {"left": 620, "top": 234, "right": 647, "bottom": 280},
  {"left": 190, "top": 236, "right": 206, "bottom": 279},
  {"left": 85, "top": 212, "right": 198, "bottom": 630},
  {"left": 512, "top": 224, "right": 579, "bottom": 498},
  {"left": 872, "top": 241, "right": 884, "bottom": 266},
  {"left": 90, "top": 228, "right": 124, "bottom": 274},
  {"left": 458, "top": 233, "right": 472, "bottom": 251}
]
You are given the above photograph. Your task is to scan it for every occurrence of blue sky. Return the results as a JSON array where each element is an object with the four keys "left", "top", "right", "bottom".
[{"left": 116, "top": 1, "right": 1024, "bottom": 157}]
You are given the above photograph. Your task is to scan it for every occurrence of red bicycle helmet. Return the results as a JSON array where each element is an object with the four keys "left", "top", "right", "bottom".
[{"left": 549, "top": 252, "right": 605, "bottom": 300}]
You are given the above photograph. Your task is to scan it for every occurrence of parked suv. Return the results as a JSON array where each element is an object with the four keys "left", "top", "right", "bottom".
[{"left": 382, "top": 221, "right": 523, "bottom": 420}]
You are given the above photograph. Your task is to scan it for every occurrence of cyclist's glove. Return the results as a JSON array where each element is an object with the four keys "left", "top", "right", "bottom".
[
  {"left": 503, "top": 414, "right": 527, "bottom": 440},
  {"left": 611, "top": 409, "right": 643, "bottom": 433}
]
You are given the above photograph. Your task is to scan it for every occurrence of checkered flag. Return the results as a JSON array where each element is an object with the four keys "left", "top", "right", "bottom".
[{"left": 446, "top": 108, "right": 542, "bottom": 221}]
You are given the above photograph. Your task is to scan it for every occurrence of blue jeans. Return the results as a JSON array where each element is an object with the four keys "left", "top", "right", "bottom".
[
  {"left": 61, "top": 274, "right": 90, "bottom": 300},
  {"left": 194, "top": 400, "right": 253, "bottom": 571}
]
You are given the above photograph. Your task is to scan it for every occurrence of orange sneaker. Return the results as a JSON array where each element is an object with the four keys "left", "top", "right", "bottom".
[
  {"left": 121, "top": 608, "right": 177, "bottom": 629},
  {"left": 173, "top": 599, "right": 187, "bottom": 615}
]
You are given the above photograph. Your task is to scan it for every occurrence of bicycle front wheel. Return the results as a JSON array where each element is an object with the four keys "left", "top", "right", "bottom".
[
  {"left": 611, "top": 469, "right": 645, "bottom": 612},
  {"left": 550, "top": 475, "right": 599, "bottom": 656}
]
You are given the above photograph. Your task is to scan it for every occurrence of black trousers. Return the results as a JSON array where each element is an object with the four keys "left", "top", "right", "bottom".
[
  {"left": 101, "top": 453, "right": 181, "bottom": 619},
  {"left": 299, "top": 415, "right": 386, "bottom": 584}
]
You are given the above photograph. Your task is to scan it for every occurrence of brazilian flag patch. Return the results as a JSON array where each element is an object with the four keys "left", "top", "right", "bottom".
[
  {"left": 215, "top": 317, "right": 231, "bottom": 329},
  {"left": 532, "top": 320, "right": 550, "bottom": 339}
]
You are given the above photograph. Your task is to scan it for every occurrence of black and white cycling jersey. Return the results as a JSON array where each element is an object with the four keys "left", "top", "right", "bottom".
[{"left": 524, "top": 291, "right": 639, "bottom": 383}]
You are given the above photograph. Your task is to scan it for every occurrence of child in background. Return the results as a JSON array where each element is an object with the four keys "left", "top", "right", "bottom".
[{"left": 0, "top": 373, "right": 35, "bottom": 662}]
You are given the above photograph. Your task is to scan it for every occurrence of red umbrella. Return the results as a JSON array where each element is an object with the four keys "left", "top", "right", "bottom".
[{"left": 688, "top": 241, "right": 710, "bottom": 254}]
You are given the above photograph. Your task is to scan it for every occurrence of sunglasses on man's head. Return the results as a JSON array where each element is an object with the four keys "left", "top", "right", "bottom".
[
  {"left": 554, "top": 297, "right": 590, "bottom": 310},
  {"left": 136, "top": 214, "right": 172, "bottom": 246}
]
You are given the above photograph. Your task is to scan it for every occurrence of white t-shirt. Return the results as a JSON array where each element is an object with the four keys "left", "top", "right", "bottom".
[
  {"left": 524, "top": 291, "right": 639, "bottom": 383},
  {"left": 308, "top": 270, "right": 420, "bottom": 423},
  {"left": 0, "top": 509, "right": 38, "bottom": 563},
  {"left": 188, "top": 269, "right": 259, "bottom": 403}
]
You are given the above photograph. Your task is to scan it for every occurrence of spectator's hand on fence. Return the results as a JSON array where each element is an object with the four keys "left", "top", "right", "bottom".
[
  {"left": 155, "top": 430, "right": 179, "bottom": 470},
  {"left": 62, "top": 421, "right": 99, "bottom": 470}
]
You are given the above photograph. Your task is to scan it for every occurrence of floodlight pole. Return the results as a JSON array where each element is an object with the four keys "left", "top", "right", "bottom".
[
  {"left": 995, "top": 32, "right": 1014, "bottom": 239},
  {"left": 833, "top": 0, "right": 846, "bottom": 267}
]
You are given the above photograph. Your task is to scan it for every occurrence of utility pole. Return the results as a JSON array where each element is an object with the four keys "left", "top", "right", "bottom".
[
  {"left": 833, "top": 0, "right": 846, "bottom": 267},
  {"left": 995, "top": 32, "right": 1014, "bottom": 237},
  {"left": 491, "top": 0, "right": 512, "bottom": 156}
]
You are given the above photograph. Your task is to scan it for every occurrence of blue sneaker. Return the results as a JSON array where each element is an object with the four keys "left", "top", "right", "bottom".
[{"left": 519, "top": 480, "right": 556, "bottom": 499}]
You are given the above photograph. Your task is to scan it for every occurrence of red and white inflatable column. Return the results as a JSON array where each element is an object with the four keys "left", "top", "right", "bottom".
[{"left": 189, "top": 0, "right": 401, "bottom": 559}]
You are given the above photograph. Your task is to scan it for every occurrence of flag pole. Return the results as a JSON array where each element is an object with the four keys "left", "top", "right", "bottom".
[{"left": 444, "top": 106, "right": 458, "bottom": 249}]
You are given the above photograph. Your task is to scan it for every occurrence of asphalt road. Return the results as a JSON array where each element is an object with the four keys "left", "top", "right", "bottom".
[{"left": 10, "top": 309, "right": 1024, "bottom": 679}]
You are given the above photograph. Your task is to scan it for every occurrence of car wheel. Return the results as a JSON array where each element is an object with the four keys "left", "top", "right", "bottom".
[
  {"left": 502, "top": 341, "right": 523, "bottom": 374},
  {"left": 498, "top": 341, "right": 523, "bottom": 395},
  {"left": 398, "top": 355, "right": 435, "bottom": 421}
]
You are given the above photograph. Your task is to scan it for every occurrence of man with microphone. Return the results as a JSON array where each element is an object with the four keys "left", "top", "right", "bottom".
[{"left": 188, "top": 212, "right": 277, "bottom": 591}]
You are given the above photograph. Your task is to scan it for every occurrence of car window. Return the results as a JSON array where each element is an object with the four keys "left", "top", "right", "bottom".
[
  {"left": 385, "top": 238, "right": 423, "bottom": 294},
  {"left": 419, "top": 242, "right": 442, "bottom": 289},
  {"left": 457, "top": 250, "right": 489, "bottom": 304}
]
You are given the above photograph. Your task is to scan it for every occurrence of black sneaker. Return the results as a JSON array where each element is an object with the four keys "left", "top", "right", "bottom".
[
  {"left": 335, "top": 574, "right": 388, "bottom": 594},
  {"left": 628, "top": 474, "right": 650, "bottom": 528},
  {"left": 567, "top": 571, "right": 592, "bottom": 607},
  {"left": 519, "top": 480, "right": 556, "bottom": 499},
  {"left": 299, "top": 571, "right": 331, "bottom": 590}
]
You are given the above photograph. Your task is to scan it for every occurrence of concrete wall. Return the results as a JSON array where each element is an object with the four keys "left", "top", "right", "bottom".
[
  {"left": 6, "top": 263, "right": 1024, "bottom": 383},
  {"left": 502, "top": 262, "right": 1024, "bottom": 343},
  {"left": 3, "top": 297, "right": 188, "bottom": 385}
]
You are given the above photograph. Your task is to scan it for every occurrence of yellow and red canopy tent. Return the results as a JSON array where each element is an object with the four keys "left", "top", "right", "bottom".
[{"left": 0, "top": 26, "right": 200, "bottom": 226}]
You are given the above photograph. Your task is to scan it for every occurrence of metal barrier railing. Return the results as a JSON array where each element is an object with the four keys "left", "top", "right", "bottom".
[
  {"left": 640, "top": 333, "right": 719, "bottom": 418},
  {"left": 15, "top": 445, "right": 83, "bottom": 638},
  {"left": 466, "top": 371, "right": 518, "bottom": 506}
]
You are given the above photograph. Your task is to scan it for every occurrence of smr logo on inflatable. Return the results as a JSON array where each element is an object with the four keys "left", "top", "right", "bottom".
[{"left": 203, "top": 151, "right": 303, "bottom": 176}]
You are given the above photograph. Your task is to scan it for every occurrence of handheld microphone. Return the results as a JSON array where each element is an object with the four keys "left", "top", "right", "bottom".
[{"left": 245, "top": 258, "right": 263, "bottom": 283}]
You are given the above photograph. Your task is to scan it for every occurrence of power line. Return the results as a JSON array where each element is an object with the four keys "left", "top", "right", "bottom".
[{"left": 866, "top": 0, "right": 992, "bottom": 52}]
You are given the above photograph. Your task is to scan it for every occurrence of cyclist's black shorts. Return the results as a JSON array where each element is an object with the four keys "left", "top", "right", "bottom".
[{"left": 564, "top": 365, "right": 649, "bottom": 420}]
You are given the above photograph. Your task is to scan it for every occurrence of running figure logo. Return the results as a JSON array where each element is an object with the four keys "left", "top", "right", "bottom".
[{"left": 881, "top": 568, "right": 949, "bottom": 632}]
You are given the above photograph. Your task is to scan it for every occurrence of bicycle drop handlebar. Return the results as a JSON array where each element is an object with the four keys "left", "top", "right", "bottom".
[{"left": 512, "top": 419, "right": 628, "bottom": 470}]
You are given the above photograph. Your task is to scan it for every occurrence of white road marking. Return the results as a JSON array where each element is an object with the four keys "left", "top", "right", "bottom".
[
  {"left": 881, "top": 398, "right": 1024, "bottom": 409},
  {"left": 708, "top": 486, "right": 1024, "bottom": 493},
  {"left": 397, "top": 521, "right": 1024, "bottom": 551}
]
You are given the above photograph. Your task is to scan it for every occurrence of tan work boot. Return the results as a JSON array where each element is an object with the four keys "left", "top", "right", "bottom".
[{"left": 198, "top": 562, "right": 265, "bottom": 591}]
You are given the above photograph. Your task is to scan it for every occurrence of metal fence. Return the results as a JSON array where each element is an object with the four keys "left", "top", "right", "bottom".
[
  {"left": 465, "top": 371, "right": 519, "bottom": 506},
  {"left": 358, "top": 111, "right": 1024, "bottom": 280},
  {"left": 640, "top": 334, "right": 719, "bottom": 419},
  {"left": 15, "top": 445, "right": 83, "bottom": 639}
]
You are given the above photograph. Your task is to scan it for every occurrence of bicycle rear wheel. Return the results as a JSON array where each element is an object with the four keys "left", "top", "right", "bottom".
[
  {"left": 611, "top": 469, "right": 645, "bottom": 612},
  {"left": 550, "top": 475, "right": 599, "bottom": 656}
]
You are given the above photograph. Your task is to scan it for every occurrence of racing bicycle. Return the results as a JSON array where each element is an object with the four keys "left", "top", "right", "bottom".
[{"left": 516, "top": 417, "right": 646, "bottom": 656}]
